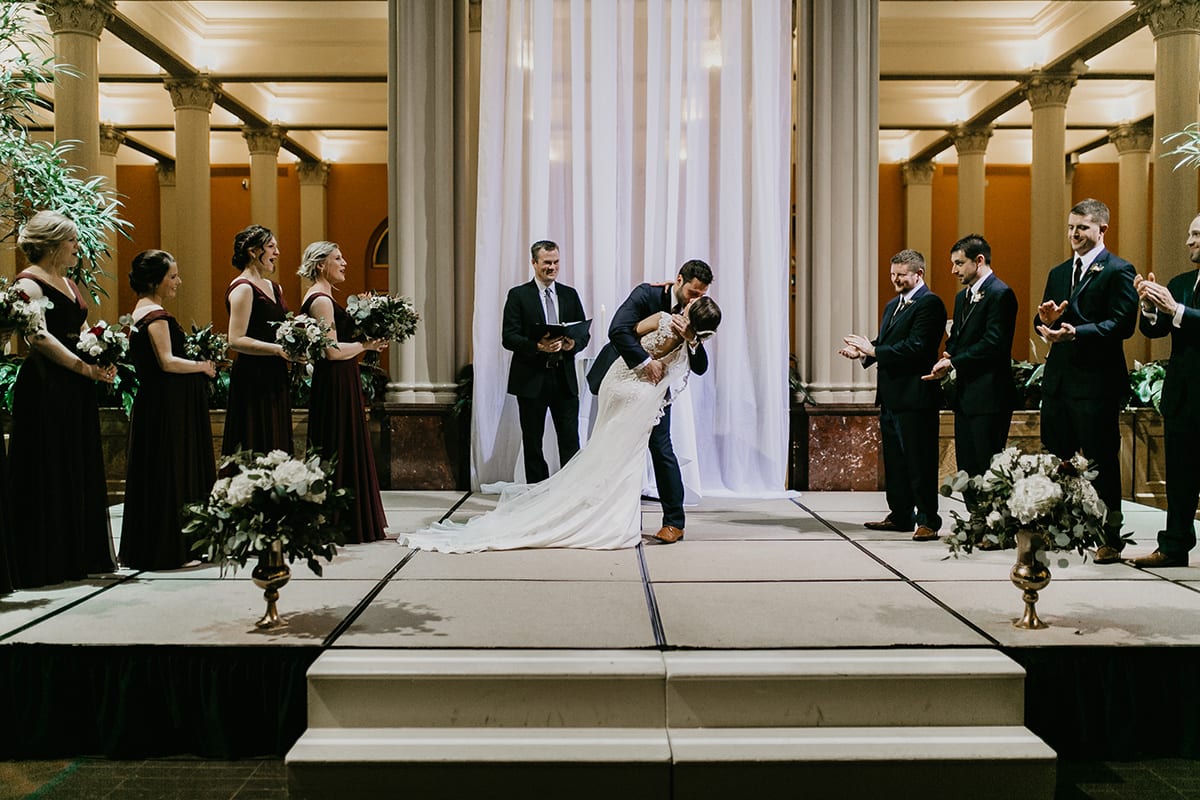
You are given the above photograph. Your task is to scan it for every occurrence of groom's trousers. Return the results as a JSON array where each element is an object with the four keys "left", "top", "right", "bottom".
[{"left": 649, "top": 405, "right": 685, "bottom": 529}]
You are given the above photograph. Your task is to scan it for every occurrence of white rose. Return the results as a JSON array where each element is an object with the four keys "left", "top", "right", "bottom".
[
  {"left": 1007, "top": 474, "right": 1063, "bottom": 524},
  {"left": 260, "top": 450, "right": 291, "bottom": 467},
  {"left": 272, "top": 460, "right": 312, "bottom": 496},
  {"left": 225, "top": 474, "right": 258, "bottom": 507}
]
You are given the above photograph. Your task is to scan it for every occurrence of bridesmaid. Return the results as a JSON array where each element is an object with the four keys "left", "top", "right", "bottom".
[
  {"left": 299, "top": 241, "right": 389, "bottom": 543},
  {"left": 7, "top": 210, "right": 116, "bottom": 588},
  {"left": 222, "top": 224, "right": 293, "bottom": 457},
  {"left": 120, "top": 250, "right": 217, "bottom": 571}
]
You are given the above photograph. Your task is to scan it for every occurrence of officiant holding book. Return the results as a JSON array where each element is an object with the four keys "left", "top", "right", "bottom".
[{"left": 502, "top": 240, "right": 591, "bottom": 482}]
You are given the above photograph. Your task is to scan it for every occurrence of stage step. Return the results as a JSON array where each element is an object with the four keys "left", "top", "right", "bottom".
[{"left": 287, "top": 648, "right": 1055, "bottom": 799}]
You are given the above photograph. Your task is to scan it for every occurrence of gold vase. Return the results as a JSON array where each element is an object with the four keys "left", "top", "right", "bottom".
[
  {"left": 1010, "top": 529, "right": 1052, "bottom": 630},
  {"left": 251, "top": 540, "right": 291, "bottom": 629}
]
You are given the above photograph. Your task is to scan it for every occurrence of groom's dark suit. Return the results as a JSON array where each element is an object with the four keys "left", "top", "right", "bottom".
[
  {"left": 863, "top": 284, "right": 946, "bottom": 532},
  {"left": 587, "top": 282, "right": 708, "bottom": 529},
  {"left": 946, "top": 273, "right": 1018, "bottom": 476},
  {"left": 502, "top": 279, "right": 589, "bottom": 482},
  {"left": 1139, "top": 269, "right": 1200, "bottom": 558}
]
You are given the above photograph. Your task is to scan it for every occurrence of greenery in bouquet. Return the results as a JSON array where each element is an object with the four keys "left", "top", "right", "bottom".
[
  {"left": 184, "top": 322, "right": 231, "bottom": 366},
  {"left": 183, "top": 449, "right": 350, "bottom": 576},
  {"left": 940, "top": 447, "right": 1109, "bottom": 565},
  {"left": 273, "top": 312, "right": 336, "bottom": 363},
  {"left": 76, "top": 316, "right": 133, "bottom": 368},
  {"left": 346, "top": 292, "right": 420, "bottom": 343},
  {"left": 0, "top": 275, "right": 53, "bottom": 335}
]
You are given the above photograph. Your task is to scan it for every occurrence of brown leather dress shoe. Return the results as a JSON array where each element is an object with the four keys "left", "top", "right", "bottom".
[
  {"left": 1093, "top": 544, "right": 1123, "bottom": 564},
  {"left": 1129, "top": 549, "right": 1189, "bottom": 568},
  {"left": 864, "top": 516, "right": 913, "bottom": 532},
  {"left": 912, "top": 526, "right": 939, "bottom": 542},
  {"left": 649, "top": 525, "right": 684, "bottom": 544}
]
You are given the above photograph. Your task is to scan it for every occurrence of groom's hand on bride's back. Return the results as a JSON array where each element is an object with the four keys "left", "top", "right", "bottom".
[{"left": 639, "top": 359, "right": 666, "bottom": 384}]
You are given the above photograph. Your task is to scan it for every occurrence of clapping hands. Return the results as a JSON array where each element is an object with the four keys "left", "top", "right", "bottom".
[{"left": 1134, "top": 272, "right": 1176, "bottom": 315}]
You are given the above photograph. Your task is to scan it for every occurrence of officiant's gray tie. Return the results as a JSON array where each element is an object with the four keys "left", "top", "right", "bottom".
[{"left": 544, "top": 286, "right": 558, "bottom": 324}]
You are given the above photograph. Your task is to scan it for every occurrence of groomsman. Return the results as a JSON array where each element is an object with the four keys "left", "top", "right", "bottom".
[
  {"left": 1034, "top": 198, "right": 1137, "bottom": 564},
  {"left": 923, "top": 234, "right": 1018, "bottom": 477},
  {"left": 841, "top": 249, "right": 947, "bottom": 542},
  {"left": 1129, "top": 213, "right": 1200, "bottom": 568}
]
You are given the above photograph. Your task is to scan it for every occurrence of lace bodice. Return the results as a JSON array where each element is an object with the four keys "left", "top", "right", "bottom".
[{"left": 641, "top": 312, "right": 682, "bottom": 359}]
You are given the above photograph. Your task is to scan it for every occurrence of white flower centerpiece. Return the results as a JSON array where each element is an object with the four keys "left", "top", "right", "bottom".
[{"left": 184, "top": 449, "right": 350, "bottom": 627}]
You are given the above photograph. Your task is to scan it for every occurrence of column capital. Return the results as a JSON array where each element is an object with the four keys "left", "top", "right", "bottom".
[
  {"left": 155, "top": 161, "right": 176, "bottom": 187},
  {"left": 98, "top": 123, "right": 124, "bottom": 156},
  {"left": 901, "top": 160, "right": 935, "bottom": 187},
  {"left": 1024, "top": 72, "right": 1076, "bottom": 110},
  {"left": 165, "top": 76, "right": 219, "bottom": 112},
  {"left": 36, "top": 0, "right": 113, "bottom": 38},
  {"left": 1134, "top": 0, "right": 1200, "bottom": 38},
  {"left": 1109, "top": 124, "right": 1155, "bottom": 155},
  {"left": 297, "top": 161, "right": 331, "bottom": 186},
  {"left": 951, "top": 125, "right": 994, "bottom": 156},
  {"left": 242, "top": 124, "right": 287, "bottom": 156}
]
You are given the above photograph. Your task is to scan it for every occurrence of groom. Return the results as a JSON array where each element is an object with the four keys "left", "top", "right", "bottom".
[{"left": 587, "top": 259, "right": 713, "bottom": 544}]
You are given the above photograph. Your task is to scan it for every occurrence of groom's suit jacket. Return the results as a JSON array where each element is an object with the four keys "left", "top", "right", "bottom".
[
  {"left": 586, "top": 282, "right": 709, "bottom": 394},
  {"left": 946, "top": 273, "right": 1018, "bottom": 416},
  {"left": 502, "top": 279, "right": 589, "bottom": 399},
  {"left": 863, "top": 284, "right": 945, "bottom": 412}
]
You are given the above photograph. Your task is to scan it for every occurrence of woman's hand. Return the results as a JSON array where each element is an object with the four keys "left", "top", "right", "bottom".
[
  {"left": 200, "top": 360, "right": 217, "bottom": 378},
  {"left": 364, "top": 339, "right": 389, "bottom": 353},
  {"left": 90, "top": 363, "right": 117, "bottom": 384}
]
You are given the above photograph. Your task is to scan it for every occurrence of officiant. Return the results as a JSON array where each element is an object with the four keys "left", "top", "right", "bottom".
[{"left": 501, "top": 239, "right": 590, "bottom": 482}]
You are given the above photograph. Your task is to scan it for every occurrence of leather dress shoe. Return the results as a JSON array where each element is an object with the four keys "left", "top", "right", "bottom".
[
  {"left": 864, "top": 516, "right": 913, "bottom": 532},
  {"left": 1093, "top": 544, "right": 1123, "bottom": 564},
  {"left": 1129, "top": 549, "right": 1189, "bottom": 568},
  {"left": 648, "top": 525, "right": 684, "bottom": 544},
  {"left": 912, "top": 526, "right": 939, "bottom": 542}
]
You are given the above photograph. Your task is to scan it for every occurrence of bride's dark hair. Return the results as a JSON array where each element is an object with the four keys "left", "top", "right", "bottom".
[{"left": 688, "top": 296, "right": 721, "bottom": 335}]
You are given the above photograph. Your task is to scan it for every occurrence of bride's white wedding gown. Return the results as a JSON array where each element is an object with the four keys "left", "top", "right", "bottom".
[{"left": 399, "top": 313, "right": 690, "bottom": 552}]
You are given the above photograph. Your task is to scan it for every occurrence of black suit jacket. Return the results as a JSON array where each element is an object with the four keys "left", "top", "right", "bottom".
[
  {"left": 1039, "top": 249, "right": 1137, "bottom": 404},
  {"left": 586, "top": 282, "right": 708, "bottom": 394},
  {"left": 863, "top": 284, "right": 946, "bottom": 412},
  {"left": 502, "top": 280, "right": 589, "bottom": 399},
  {"left": 947, "top": 273, "right": 1017, "bottom": 415},
  {"left": 1139, "top": 270, "right": 1200, "bottom": 420}
]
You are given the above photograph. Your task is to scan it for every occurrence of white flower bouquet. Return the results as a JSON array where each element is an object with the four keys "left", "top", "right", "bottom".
[
  {"left": 272, "top": 312, "right": 336, "bottom": 362},
  {"left": 940, "top": 447, "right": 1109, "bottom": 563},
  {"left": 183, "top": 449, "right": 350, "bottom": 575},
  {"left": 0, "top": 276, "right": 54, "bottom": 336},
  {"left": 76, "top": 316, "right": 133, "bottom": 368},
  {"left": 346, "top": 292, "right": 420, "bottom": 343}
]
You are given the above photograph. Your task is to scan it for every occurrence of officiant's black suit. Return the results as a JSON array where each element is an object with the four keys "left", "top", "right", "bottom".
[
  {"left": 1037, "top": 249, "right": 1137, "bottom": 546},
  {"left": 587, "top": 282, "right": 708, "bottom": 530},
  {"left": 862, "top": 284, "right": 946, "bottom": 532},
  {"left": 946, "top": 274, "right": 1018, "bottom": 476},
  {"left": 1139, "top": 269, "right": 1200, "bottom": 559},
  {"left": 502, "top": 279, "right": 589, "bottom": 483}
]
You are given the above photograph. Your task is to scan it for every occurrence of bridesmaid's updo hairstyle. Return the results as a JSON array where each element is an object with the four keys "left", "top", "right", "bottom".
[
  {"left": 17, "top": 210, "right": 78, "bottom": 263},
  {"left": 298, "top": 241, "right": 339, "bottom": 282},
  {"left": 128, "top": 250, "right": 175, "bottom": 294},
  {"left": 231, "top": 224, "right": 274, "bottom": 270},
  {"left": 687, "top": 296, "right": 722, "bottom": 335}
]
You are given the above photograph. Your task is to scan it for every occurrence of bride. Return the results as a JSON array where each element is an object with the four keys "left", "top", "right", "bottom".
[{"left": 399, "top": 296, "right": 722, "bottom": 552}]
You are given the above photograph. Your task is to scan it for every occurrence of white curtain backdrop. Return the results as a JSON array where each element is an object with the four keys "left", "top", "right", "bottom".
[{"left": 472, "top": 0, "right": 791, "bottom": 498}]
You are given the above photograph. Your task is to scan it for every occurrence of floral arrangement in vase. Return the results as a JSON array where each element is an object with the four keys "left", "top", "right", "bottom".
[
  {"left": 273, "top": 312, "right": 336, "bottom": 363},
  {"left": 0, "top": 276, "right": 53, "bottom": 335},
  {"left": 940, "top": 447, "right": 1111, "bottom": 565},
  {"left": 76, "top": 316, "right": 134, "bottom": 367}
]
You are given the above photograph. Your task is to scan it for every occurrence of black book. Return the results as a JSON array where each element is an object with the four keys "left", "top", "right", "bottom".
[{"left": 533, "top": 318, "right": 591, "bottom": 340}]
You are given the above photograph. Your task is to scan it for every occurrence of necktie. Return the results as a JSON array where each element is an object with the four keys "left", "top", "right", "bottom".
[
  {"left": 892, "top": 298, "right": 909, "bottom": 320},
  {"left": 1071, "top": 258, "right": 1084, "bottom": 293},
  {"left": 544, "top": 286, "right": 557, "bottom": 324}
]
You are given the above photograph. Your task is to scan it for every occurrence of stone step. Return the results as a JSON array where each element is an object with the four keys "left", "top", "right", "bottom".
[
  {"left": 305, "top": 647, "right": 1026, "bottom": 729},
  {"left": 286, "top": 725, "right": 1054, "bottom": 800}
]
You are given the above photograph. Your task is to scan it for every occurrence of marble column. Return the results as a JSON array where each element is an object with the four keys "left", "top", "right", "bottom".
[
  {"left": 454, "top": 0, "right": 482, "bottom": 372},
  {"left": 952, "top": 126, "right": 992, "bottom": 237},
  {"left": 1025, "top": 72, "right": 1076, "bottom": 317},
  {"left": 297, "top": 161, "right": 330, "bottom": 292},
  {"left": 387, "top": 0, "right": 461, "bottom": 403},
  {"left": 1136, "top": 0, "right": 1200, "bottom": 284},
  {"left": 165, "top": 77, "right": 218, "bottom": 329},
  {"left": 39, "top": 0, "right": 110, "bottom": 182},
  {"left": 95, "top": 123, "right": 124, "bottom": 319},
  {"left": 901, "top": 160, "right": 935, "bottom": 266},
  {"left": 794, "top": 0, "right": 879, "bottom": 404},
  {"left": 156, "top": 162, "right": 177, "bottom": 257},
  {"left": 1110, "top": 124, "right": 1153, "bottom": 276},
  {"left": 243, "top": 125, "right": 286, "bottom": 233}
]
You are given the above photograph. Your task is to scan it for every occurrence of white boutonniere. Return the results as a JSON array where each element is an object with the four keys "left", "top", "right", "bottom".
[
  {"left": 971, "top": 291, "right": 985, "bottom": 304},
  {"left": 1088, "top": 263, "right": 1103, "bottom": 275}
]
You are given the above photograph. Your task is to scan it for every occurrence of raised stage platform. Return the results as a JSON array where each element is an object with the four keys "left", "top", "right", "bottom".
[{"left": 2, "top": 490, "right": 1198, "bottom": 798}]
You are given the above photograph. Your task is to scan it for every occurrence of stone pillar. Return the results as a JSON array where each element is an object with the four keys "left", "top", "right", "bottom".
[
  {"left": 95, "top": 123, "right": 124, "bottom": 319},
  {"left": 952, "top": 126, "right": 992, "bottom": 237},
  {"left": 39, "top": 0, "right": 110, "bottom": 182},
  {"left": 1025, "top": 72, "right": 1076, "bottom": 317},
  {"left": 794, "top": 0, "right": 879, "bottom": 404},
  {"left": 165, "top": 77, "right": 218, "bottom": 329},
  {"left": 388, "top": 0, "right": 460, "bottom": 403},
  {"left": 901, "top": 161, "right": 935, "bottom": 267},
  {"left": 156, "top": 162, "right": 177, "bottom": 257},
  {"left": 243, "top": 125, "right": 286, "bottom": 233},
  {"left": 297, "top": 161, "right": 330, "bottom": 291},
  {"left": 454, "top": 0, "right": 481, "bottom": 371},
  {"left": 1110, "top": 123, "right": 1156, "bottom": 363},
  {"left": 1136, "top": 0, "right": 1200, "bottom": 285}
]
